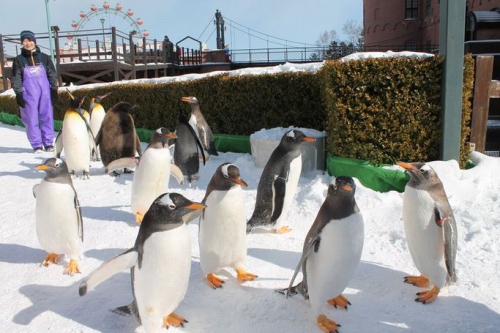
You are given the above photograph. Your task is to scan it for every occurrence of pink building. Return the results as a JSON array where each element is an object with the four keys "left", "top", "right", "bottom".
[{"left": 363, "top": 0, "right": 500, "bottom": 52}]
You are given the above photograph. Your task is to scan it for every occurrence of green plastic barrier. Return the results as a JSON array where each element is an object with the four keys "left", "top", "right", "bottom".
[
  {"left": 326, "top": 154, "right": 409, "bottom": 193},
  {"left": 1, "top": 111, "right": 408, "bottom": 192}
]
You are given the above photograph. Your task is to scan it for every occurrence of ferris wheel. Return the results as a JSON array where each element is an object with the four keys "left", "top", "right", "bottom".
[{"left": 67, "top": 2, "right": 148, "bottom": 44}]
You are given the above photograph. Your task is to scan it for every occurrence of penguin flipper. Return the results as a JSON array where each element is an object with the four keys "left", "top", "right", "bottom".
[
  {"left": 74, "top": 195, "right": 84, "bottom": 242},
  {"left": 55, "top": 130, "right": 63, "bottom": 158},
  {"left": 105, "top": 157, "right": 139, "bottom": 174},
  {"left": 270, "top": 175, "right": 287, "bottom": 222},
  {"left": 170, "top": 163, "right": 185, "bottom": 185},
  {"left": 286, "top": 235, "right": 319, "bottom": 298},
  {"left": 32, "top": 184, "right": 39, "bottom": 198},
  {"left": 79, "top": 248, "right": 138, "bottom": 296},
  {"left": 187, "top": 120, "right": 206, "bottom": 166}
]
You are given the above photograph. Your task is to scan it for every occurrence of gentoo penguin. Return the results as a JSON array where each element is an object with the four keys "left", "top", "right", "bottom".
[
  {"left": 199, "top": 163, "right": 257, "bottom": 288},
  {"left": 278, "top": 176, "right": 364, "bottom": 333},
  {"left": 95, "top": 102, "right": 142, "bottom": 176},
  {"left": 398, "top": 162, "right": 457, "bottom": 304},
  {"left": 131, "top": 128, "right": 177, "bottom": 223},
  {"left": 181, "top": 96, "right": 218, "bottom": 159},
  {"left": 79, "top": 193, "right": 206, "bottom": 332},
  {"left": 173, "top": 113, "right": 205, "bottom": 185},
  {"left": 57, "top": 91, "right": 96, "bottom": 179},
  {"left": 89, "top": 92, "right": 111, "bottom": 161},
  {"left": 33, "top": 158, "right": 83, "bottom": 275},
  {"left": 247, "top": 129, "right": 315, "bottom": 234}
]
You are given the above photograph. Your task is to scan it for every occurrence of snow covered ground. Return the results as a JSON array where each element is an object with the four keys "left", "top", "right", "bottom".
[{"left": 0, "top": 122, "right": 499, "bottom": 333}]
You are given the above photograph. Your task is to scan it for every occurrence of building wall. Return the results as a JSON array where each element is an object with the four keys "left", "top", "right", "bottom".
[{"left": 363, "top": 0, "right": 500, "bottom": 51}]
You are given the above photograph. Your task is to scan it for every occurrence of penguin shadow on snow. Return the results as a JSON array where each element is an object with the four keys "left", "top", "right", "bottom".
[
  {"left": 83, "top": 247, "right": 130, "bottom": 263},
  {"left": 0, "top": 160, "right": 52, "bottom": 179},
  {"left": 0, "top": 243, "right": 45, "bottom": 264},
  {"left": 334, "top": 261, "right": 500, "bottom": 332},
  {"left": 81, "top": 204, "right": 136, "bottom": 225},
  {"left": 13, "top": 272, "right": 137, "bottom": 332},
  {"left": 0, "top": 145, "right": 40, "bottom": 154}
]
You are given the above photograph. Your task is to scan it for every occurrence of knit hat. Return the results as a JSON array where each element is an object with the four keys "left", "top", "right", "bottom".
[{"left": 20, "top": 30, "right": 36, "bottom": 42}]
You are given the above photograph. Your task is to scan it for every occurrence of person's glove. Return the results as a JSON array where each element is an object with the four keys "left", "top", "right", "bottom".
[
  {"left": 51, "top": 89, "right": 58, "bottom": 105},
  {"left": 15, "top": 93, "right": 26, "bottom": 108}
]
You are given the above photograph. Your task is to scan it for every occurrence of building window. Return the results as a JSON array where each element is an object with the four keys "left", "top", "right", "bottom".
[
  {"left": 405, "top": 40, "right": 418, "bottom": 51},
  {"left": 406, "top": 0, "right": 418, "bottom": 20},
  {"left": 426, "top": 0, "right": 432, "bottom": 17}
]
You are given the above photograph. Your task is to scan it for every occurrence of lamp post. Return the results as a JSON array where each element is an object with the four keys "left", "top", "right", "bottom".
[
  {"left": 100, "top": 18, "right": 106, "bottom": 59},
  {"left": 44, "top": 0, "right": 55, "bottom": 64}
]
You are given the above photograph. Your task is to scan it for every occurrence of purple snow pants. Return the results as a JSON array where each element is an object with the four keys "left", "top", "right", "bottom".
[{"left": 20, "top": 64, "right": 54, "bottom": 149}]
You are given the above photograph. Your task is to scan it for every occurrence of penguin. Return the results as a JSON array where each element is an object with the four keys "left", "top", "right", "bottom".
[
  {"left": 199, "top": 163, "right": 257, "bottom": 289},
  {"left": 131, "top": 127, "right": 177, "bottom": 224},
  {"left": 181, "top": 96, "right": 218, "bottom": 159},
  {"left": 57, "top": 91, "right": 96, "bottom": 179},
  {"left": 397, "top": 162, "right": 457, "bottom": 304},
  {"left": 79, "top": 193, "right": 206, "bottom": 333},
  {"left": 89, "top": 92, "right": 111, "bottom": 161},
  {"left": 173, "top": 113, "right": 206, "bottom": 185},
  {"left": 278, "top": 176, "right": 364, "bottom": 333},
  {"left": 247, "top": 129, "right": 315, "bottom": 234},
  {"left": 33, "top": 157, "right": 83, "bottom": 275},
  {"left": 95, "top": 102, "right": 142, "bottom": 176}
]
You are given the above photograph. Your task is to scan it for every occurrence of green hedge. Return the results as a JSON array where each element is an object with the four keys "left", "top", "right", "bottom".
[{"left": 0, "top": 55, "right": 474, "bottom": 168}]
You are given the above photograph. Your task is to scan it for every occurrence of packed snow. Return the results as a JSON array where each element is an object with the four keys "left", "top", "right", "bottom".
[
  {"left": 0, "top": 122, "right": 499, "bottom": 333},
  {"left": 1, "top": 52, "right": 498, "bottom": 333}
]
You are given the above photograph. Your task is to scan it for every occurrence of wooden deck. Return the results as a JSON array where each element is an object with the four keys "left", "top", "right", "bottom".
[{"left": 0, "top": 27, "right": 228, "bottom": 88}]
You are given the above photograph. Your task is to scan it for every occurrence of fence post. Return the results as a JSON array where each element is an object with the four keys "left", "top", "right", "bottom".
[{"left": 112, "top": 27, "right": 118, "bottom": 81}]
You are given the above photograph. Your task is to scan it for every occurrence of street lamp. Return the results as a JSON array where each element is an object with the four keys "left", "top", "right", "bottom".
[
  {"left": 100, "top": 18, "right": 106, "bottom": 59},
  {"left": 44, "top": 0, "right": 55, "bottom": 63}
]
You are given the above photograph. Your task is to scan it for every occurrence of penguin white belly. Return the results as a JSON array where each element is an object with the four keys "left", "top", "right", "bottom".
[
  {"left": 131, "top": 148, "right": 171, "bottom": 216},
  {"left": 89, "top": 107, "right": 105, "bottom": 139},
  {"left": 35, "top": 181, "right": 80, "bottom": 259},
  {"left": 134, "top": 225, "right": 191, "bottom": 333},
  {"left": 62, "top": 112, "right": 90, "bottom": 174},
  {"left": 403, "top": 187, "right": 447, "bottom": 288},
  {"left": 273, "top": 155, "right": 302, "bottom": 229},
  {"left": 188, "top": 114, "right": 200, "bottom": 138},
  {"left": 306, "top": 213, "right": 364, "bottom": 316},
  {"left": 199, "top": 187, "right": 246, "bottom": 274}
]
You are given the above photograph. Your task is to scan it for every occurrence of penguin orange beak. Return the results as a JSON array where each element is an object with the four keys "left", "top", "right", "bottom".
[
  {"left": 181, "top": 96, "right": 193, "bottom": 103},
  {"left": 36, "top": 164, "right": 50, "bottom": 171},
  {"left": 186, "top": 203, "right": 207, "bottom": 210},
  {"left": 397, "top": 162, "right": 418, "bottom": 171},
  {"left": 233, "top": 178, "right": 248, "bottom": 188},
  {"left": 165, "top": 133, "right": 177, "bottom": 139},
  {"left": 341, "top": 184, "right": 353, "bottom": 191},
  {"left": 301, "top": 137, "right": 316, "bottom": 142}
]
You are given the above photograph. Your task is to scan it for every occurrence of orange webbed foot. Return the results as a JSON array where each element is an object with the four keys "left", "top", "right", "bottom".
[
  {"left": 416, "top": 286, "right": 440, "bottom": 304},
  {"left": 163, "top": 312, "right": 188, "bottom": 328},
  {"left": 64, "top": 259, "right": 81, "bottom": 276},
  {"left": 135, "top": 213, "right": 144, "bottom": 224},
  {"left": 273, "top": 226, "right": 292, "bottom": 234},
  {"left": 42, "top": 253, "right": 59, "bottom": 267},
  {"left": 404, "top": 275, "right": 430, "bottom": 288},
  {"left": 236, "top": 268, "right": 258, "bottom": 282},
  {"left": 207, "top": 273, "right": 224, "bottom": 289},
  {"left": 327, "top": 294, "right": 351, "bottom": 310},
  {"left": 317, "top": 314, "right": 340, "bottom": 333}
]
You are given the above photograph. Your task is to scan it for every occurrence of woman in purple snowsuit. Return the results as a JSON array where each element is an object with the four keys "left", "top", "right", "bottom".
[{"left": 11, "top": 30, "right": 59, "bottom": 153}]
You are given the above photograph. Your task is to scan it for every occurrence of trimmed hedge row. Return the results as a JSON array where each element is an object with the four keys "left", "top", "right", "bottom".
[{"left": 0, "top": 55, "right": 474, "bottom": 167}]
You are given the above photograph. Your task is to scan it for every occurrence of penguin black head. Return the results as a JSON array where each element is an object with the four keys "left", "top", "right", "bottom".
[
  {"left": 111, "top": 102, "right": 137, "bottom": 114},
  {"left": 219, "top": 163, "right": 248, "bottom": 188},
  {"left": 281, "top": 130, "right": 316, "bottom": 148},
  {"left": 145, "top": 193, "right": 206, "bottom": 225},
  {"left": 329, "top": 176, "right": 356, "bottom": 197},
  {"left": 66, "top": 89, "right": 86, "bottom": 111},
  {"left": 94, "top": 92, "right": 111, "bottom": 103},
  {"left": 397, "top": 162, "right": 441, "bottom": 189},
  {"left": 36, "top": 158, "right": 71, "bottom": 181},
  {"left": 150, "top": 127, "right": 177, "bottom": 148}
]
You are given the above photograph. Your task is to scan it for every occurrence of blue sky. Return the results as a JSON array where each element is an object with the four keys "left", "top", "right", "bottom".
[{"left": 1, "top": 0, "right": 362, "bottom": 55}]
